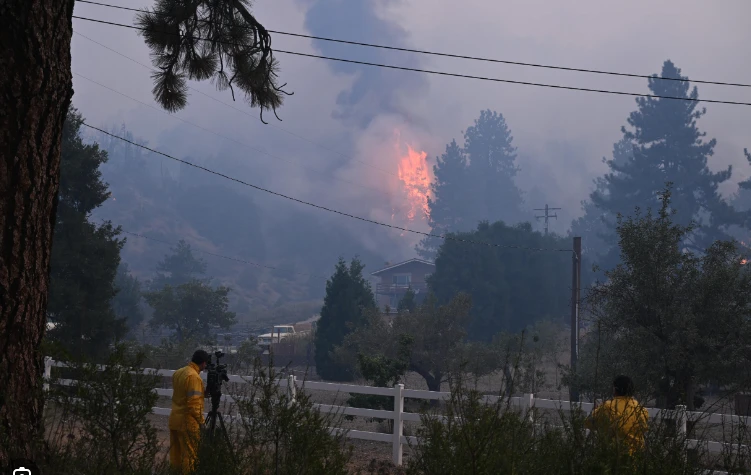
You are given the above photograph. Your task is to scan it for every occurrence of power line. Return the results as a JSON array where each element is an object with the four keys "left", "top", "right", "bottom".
[
  {"left": 73, "top": 71, "right": 396, "bottom": 199},
  {"left": 119, "top": 229, "right": 328, "bottom": 279},
  {"left": 72, "top": 15, "right": 751, "bottom": 107},
  {"left": 84, "top": 123, "right": 572, "bottom": 253},
  {"left": 73, "top": 31, "right": 397, "bottom": 179},
  {"left": 534, "top": 204, "right": 561, "bottom": 236},
  {"left": 76, "top": 0, "right": 751, "bottom": 89}
]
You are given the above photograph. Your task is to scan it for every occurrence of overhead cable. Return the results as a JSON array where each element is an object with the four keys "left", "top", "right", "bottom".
[{"left": 83, "top": 123, "right": 573, "bottom": 253}]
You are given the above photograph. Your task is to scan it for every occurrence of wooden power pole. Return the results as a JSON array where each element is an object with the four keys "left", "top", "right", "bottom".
[
  {"left": 570, "top": 236, "right": 582, "bottom": 402},
  {"left": 534, "top": 204, "right": 561, "bottom": 235}
]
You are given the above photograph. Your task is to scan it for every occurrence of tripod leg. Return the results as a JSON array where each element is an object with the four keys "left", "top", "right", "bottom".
[{"left": 216, "top": 412, "right": 236, "bottom": 463}]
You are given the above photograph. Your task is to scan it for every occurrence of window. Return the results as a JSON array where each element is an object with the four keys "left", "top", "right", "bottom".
[
  {"left": 389, "top": 294, "right": 399, "bottom": 308},
  {"left": 392, "top": 274, "right": 411, "bottom": 285}
]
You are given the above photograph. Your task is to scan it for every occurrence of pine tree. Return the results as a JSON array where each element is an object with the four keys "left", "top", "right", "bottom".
[
  {"left": 314, "top": 257, "right": 376, "bottom": 381},
  {"left": 2, "top": 1, "right": 286, "bottom": 462},
  {"left": 577, "top": 60, "right": 745, "bottom": 270},
  {"left": 151, "top": 240, "right": 208, "bottom": 289},
  {"left": 417, "top": 140, "right": 469, "bottom": 259},
  {"left": 47, "top": 107, "right": 126, "bottom": 358},
  {"left": 571, "top": 139, "right": 633, "bottom": 260},
  {"left": 463, "top": 110, "right": 524, "bottom": 227}
]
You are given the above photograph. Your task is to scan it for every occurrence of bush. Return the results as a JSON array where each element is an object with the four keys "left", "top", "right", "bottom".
[
  {"left": 406, "top": 374, "right": 750, "bottom": 475},
  {"left": 42, "top": 345, "right": 165, "bottom": 474},
  {"left": 192, "top": 355, "right": 352, "bottom": 474}
]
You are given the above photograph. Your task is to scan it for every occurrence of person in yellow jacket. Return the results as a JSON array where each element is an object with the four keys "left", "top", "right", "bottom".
[
  {"left": 585, "top": 375, "right": 649, "bottom": 454},
  {"left": 169, "top": 350, "right": 209, "bottom": 473}
]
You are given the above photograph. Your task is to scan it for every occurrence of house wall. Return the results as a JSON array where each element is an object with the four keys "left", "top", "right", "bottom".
[{"left": 373, "top": 261, "right": 434, "bottom": 309}]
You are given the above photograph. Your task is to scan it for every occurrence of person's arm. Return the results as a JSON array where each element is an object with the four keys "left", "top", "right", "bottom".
[
  {"left": 186, "top": 374, "right": 205, "bottom": 427},
  {"left": 585, "top": 401, "right": 602, "bottom": 431}
]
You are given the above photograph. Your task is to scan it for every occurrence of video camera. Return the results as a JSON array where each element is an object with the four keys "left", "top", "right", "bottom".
[{"left": 205, "top": 350, "right": 229, "bottom": 407}]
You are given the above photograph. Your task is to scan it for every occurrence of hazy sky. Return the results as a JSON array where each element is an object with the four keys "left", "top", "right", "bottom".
[{"left": 71, "top": 0, "right": 751, "bottom": 256}]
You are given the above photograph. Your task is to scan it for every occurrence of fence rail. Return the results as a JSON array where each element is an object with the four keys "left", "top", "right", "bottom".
[{"left": 44, "top": 358, "right": 748, "bottom": 469}]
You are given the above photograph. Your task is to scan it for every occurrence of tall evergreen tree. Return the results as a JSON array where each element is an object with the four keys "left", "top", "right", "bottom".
[
  {"left": 571, "top": 139, "right": 633, "bottom": 260},
  {"left": 418, "top": 110, "right": 525, "bottom": 260},
  {"left": 151, "top": 240, "right": 208, "bottom": 289},
  {"left": 418, "top": 140, "right": 469, "bottom": 259},
  {"left": 47, "top": 108, "right": 126, "bottom": 358},
  {"left": 314, "top": 257, "right": 376, "bottom": 381},
  {"left": 463, "top": 110, "right": 524, "bottom": 227},
  {"left": 575, "top": 60, "right": 746, "bottom": 271},
  {"left": 2, "top": 1, "right": 286, "bottom": 462}
]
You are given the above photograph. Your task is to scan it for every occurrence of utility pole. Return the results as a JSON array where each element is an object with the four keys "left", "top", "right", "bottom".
[
  {"left": 570, "top": 237, "right": 582, "bottom": 403},
  {"left": 534, "top": 204, "right": 561, "bottom": 235}
]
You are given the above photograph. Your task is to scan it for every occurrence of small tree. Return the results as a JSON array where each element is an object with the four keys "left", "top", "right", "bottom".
[
  {"left": 144, "top": 280, "right": 236, "bottom": 342},
  {"left": 397, "top": 288, "right": 417, "bottom": 313},
  {"left": 314, "top": 257, "right": 376, "bottom": 381},
  {"left": 338, "top": 293, "right": 479, "bottom": 392},
  {"left": 347, "top": 335, "right": 413, "bottom": 417}
]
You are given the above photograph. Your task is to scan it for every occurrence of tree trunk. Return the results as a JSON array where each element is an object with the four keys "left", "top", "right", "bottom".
[{"left": 0, "top": 0, "right": 75, "bottom": 464}]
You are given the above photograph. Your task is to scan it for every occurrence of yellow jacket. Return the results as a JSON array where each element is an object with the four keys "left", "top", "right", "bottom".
[
  {"left": 586, "top": 396, "right": 649, "bottom": 452},
  {"left": 169, "top": 362, "right": 205, "bottom": 432}
]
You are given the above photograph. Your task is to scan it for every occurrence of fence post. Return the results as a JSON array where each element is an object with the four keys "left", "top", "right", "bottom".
[
  {"left": 288, "top": 374, "right": 297, "bottom": 405},
  {"left": 522, "top": 393, "right": 534, "bottom": 423},
  {"left": 392, "top": 383, "right": 404, "bottom": 466},
  {"left": 676, "top": 405, "right": 687, "bottom": 438},
  {"left": 44, "top": 357, "right": 52, "bottom": 392}
]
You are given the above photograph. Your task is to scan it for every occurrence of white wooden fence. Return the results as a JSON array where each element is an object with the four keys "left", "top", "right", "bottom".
[{"left": 44, "top": 358, "right": 749, "bottom": 470}]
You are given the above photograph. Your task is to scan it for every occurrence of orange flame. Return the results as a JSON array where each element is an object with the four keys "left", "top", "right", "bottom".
[{"left": 396, "top": 143, "right": 431, "bottom": 222}]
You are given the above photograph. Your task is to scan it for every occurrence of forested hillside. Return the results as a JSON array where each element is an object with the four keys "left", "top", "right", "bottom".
[{"left": 90, "top": 125, "right": 387, "bottom": 322}]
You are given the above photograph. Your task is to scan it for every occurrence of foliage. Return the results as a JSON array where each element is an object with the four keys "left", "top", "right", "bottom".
[
  {"left": 43, "top": 346, "right": 165, "bottom": 474},
  {"left": 314, "top": 257, "right": 376, "bottom": 381},
  {"left": 337, "top": 293, "right": 482, "bottom": 392},
  {"left": 348, "top": 334, "right": 414, "bottom": 414},
  {"left": 429, "top": 220, "right": 573, "bottom": 340},
  {"left": 144, "top": 280, "right": 237, "bottom": 342},
  {"left": 406, "top": 373, "right": 732, "bottom": 475},
  {"left": 575, "top": 60, "right": 748, "bottom": 272},
  {"left": 151, "top": 239, "right": 208, "bottom": 290},
  {"left": 192, "top": 355, "right": 351, "bottom": 475},
  {"left": 136, "top": 0, "right": 290, "bottom": 118},
  {"left": 494, "top": 319, "right": 568, "bottom": 394},
  {"left": 418, "top": 139, "right": 470, "bottom": 258},
  {"left": 47, "top": 107, "right": 127, "bottom": 358},
  {"left": 112, "top": 262, "right": 146, "bottom": 334},
  {"left": 396, "top": 288, "right": 417, "bottom": 313},
  {"left": 581, "top": 186, "right": 751, "bottom": 409},
  {"left": 418, "top": 110, "right": 525, "bottom": 259}
]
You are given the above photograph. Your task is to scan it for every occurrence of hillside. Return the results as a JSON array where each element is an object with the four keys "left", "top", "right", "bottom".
[{"left": 91, "top": 125, "right": 388, "bottom": 323}]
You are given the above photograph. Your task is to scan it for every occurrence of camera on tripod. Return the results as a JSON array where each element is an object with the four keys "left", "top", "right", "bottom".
[{"left": 205, "top": 350, "right": 229, "bottom": 402}]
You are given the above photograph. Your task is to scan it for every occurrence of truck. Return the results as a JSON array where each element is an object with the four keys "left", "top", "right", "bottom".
[{"left": 257, "top": 325, "right": 297, "bottom": 349}]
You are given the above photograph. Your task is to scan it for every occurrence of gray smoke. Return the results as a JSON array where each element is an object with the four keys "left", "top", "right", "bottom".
[{"left": 300, "top": 0, "right": 427, "bottom": 128}]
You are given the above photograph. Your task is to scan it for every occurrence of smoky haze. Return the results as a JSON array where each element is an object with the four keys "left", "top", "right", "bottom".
[{"left": 69, "top": 0, "right": 751, "bottom": 312}]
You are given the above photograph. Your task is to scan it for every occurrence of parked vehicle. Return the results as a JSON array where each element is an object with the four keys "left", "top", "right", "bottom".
[{"left": 257, "top": 325, "right": 297, "bottom": 348}]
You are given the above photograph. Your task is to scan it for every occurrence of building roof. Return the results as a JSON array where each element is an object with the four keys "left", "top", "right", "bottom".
[{"left": 371, "top": 258, "right": 435, "bottom": 276}]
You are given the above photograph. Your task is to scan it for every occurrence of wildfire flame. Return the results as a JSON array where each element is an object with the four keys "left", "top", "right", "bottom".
[{"left": 396, "top": 142, "right": 431, "bottom": 222}]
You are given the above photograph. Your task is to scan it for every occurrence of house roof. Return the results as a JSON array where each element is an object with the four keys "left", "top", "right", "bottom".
[{"left": 371, "top": 258, "right": 435, "bottom": 276}]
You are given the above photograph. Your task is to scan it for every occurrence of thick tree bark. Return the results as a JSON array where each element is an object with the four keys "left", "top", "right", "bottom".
[{"left": 0, "top": 0, "right": 75, "bottom": 464}]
